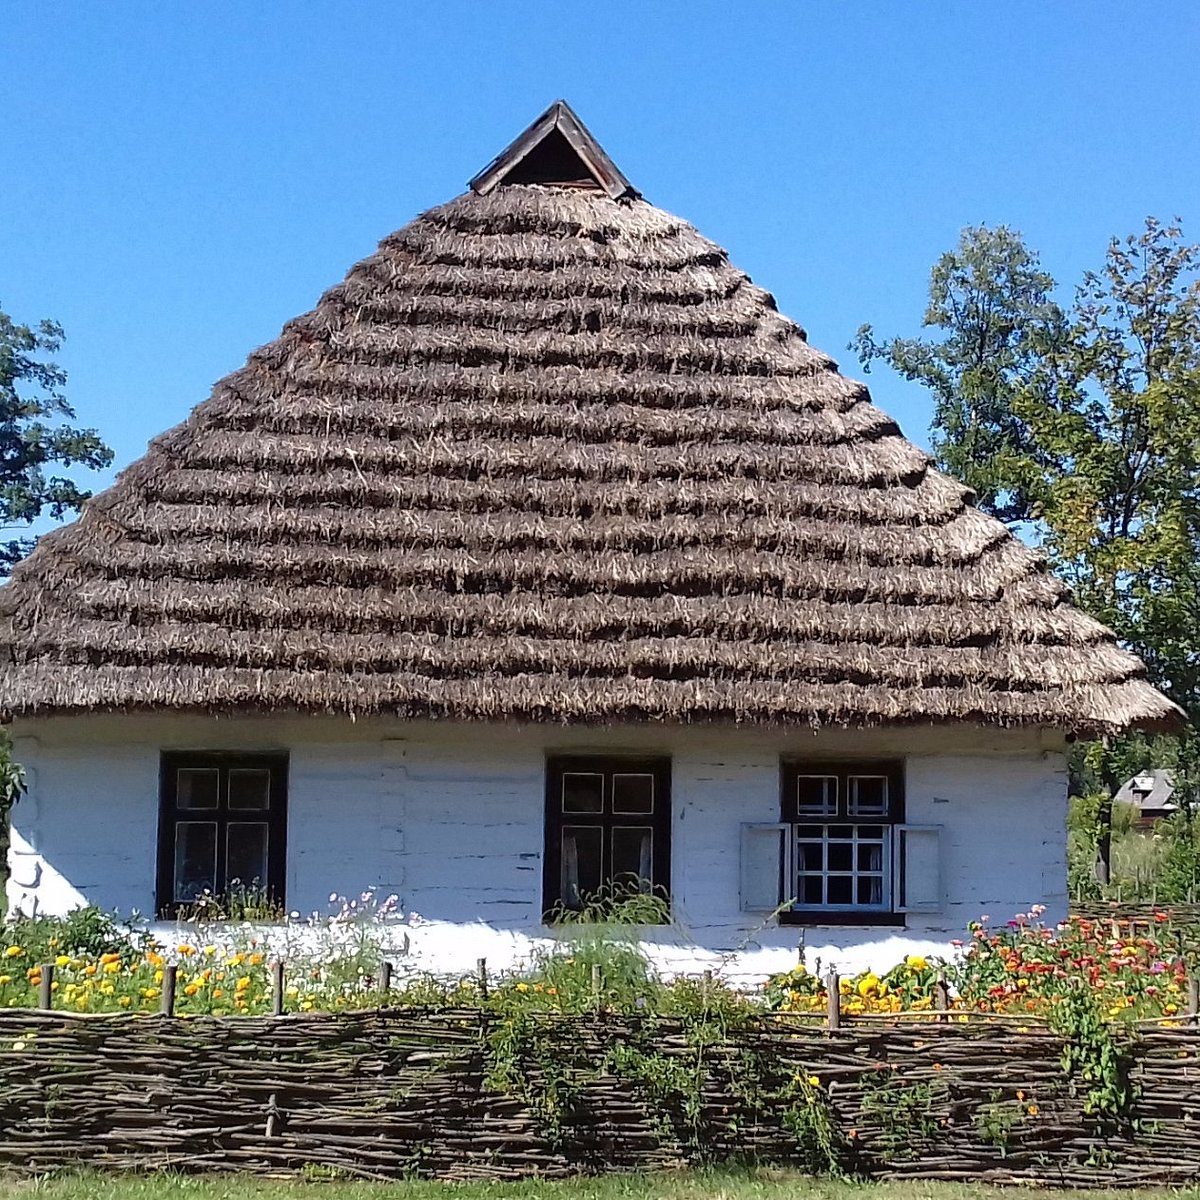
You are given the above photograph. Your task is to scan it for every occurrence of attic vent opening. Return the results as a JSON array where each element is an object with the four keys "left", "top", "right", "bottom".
[
  {"left": 500, "top": 127, "right": 602, "bottom": 190},
  {"left": 469, "top": 99, "right": 638, "bottom": 201}
]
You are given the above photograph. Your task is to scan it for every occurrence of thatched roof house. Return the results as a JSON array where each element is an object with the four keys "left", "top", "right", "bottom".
[
  {"left": 0, "top": 103, "right": 1180, "bottom": 973},
  {"left": 0, "top": 103, "right": 1178, "bottom": 736}
]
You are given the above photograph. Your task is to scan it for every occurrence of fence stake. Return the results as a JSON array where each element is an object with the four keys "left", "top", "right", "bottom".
[
  {"left": 270, "top": 961, "right": 285, "bottom": 1016},
  {"left": 1188, "top": 976, "right": 1199, "bottom": 1026},
  {"left": 37, "top": 963, "right": 53, "bottom": 1010},
  {"left": 265, "top": 1092, "right": 279, "bottom": 1139},
  {"left": 379, "top": 960, "right": 393, "bottom": 998},
  {"left": 476, "top": 958, "right": 489, "bottom": 1001},
  {"left": 591, "top": 963, "right": 602, "bottom": 1008},
  {"left": 702, "top": 968, "right": 713, "bottom": 1003},
  {"left": 160, "top": 964, "right": 177, "bottom": 1016},
  {"left": 934, "top": 977, "right": 949, "bottom": 1022},
  {"left": 826, "top": 970, "right": 841, "bottom": 1031}
]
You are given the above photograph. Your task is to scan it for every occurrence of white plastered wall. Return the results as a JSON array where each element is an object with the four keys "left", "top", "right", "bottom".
[{"left": 7, "top": 715, "right": 1068, "bottom": 981}]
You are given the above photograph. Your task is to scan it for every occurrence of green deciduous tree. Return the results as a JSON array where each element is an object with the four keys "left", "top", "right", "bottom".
[
  {"left": 0, "top": 305, "right": 112, "bottom": 569},
  {"left": 852, "top": 225, "right": 1068, "bottom": 525},
  {"left": 855, "top": 218, "right": 1200, "bottom": 723}
]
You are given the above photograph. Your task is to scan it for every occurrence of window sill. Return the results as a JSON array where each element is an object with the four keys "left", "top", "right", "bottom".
[{"left": 779, "top": 911, "right": 906, "bottom": 928}]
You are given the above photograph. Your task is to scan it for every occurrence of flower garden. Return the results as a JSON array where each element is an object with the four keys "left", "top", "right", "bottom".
[
  {"left": 2, "top": 898, "right": 1199, "bottom": 1024},
  {"left": 764, "top": 904, "right": 1200, "bottom": 1023}
]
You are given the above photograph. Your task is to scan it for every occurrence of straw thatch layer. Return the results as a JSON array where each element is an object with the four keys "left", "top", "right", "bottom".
[{"left": 0, "top": 184, "right": 1180, "bottom": 732}]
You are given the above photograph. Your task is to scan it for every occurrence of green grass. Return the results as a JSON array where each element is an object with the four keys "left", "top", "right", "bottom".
[{"left": 2, "top": 1173, "right": 1200, "bottom": 1200}]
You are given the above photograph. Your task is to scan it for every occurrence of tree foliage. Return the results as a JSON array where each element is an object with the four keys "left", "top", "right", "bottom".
[
  {"left": 855, "top": 219, "right": 1200, "bottom": 722},
  {"left": 0, "top": 305, "right": 112, "bottom": 568},
  {"left": 853, "top": 225, "right": 1066, "bottom": 524}
]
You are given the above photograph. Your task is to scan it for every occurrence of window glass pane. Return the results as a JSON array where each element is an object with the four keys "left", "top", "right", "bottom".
[
  {"left": 857, "top": 843, "right": 884, "bottom": 872},
  {"left": 849, "top": 776, "right": 888, "bottom": 815},
  {"left": 857, "top": 876, "right": 884, "bottom": 906},
  {"left": 561, "top": 826, "right": 603, "bottom": 908},
  {"left": 174, "top": 823, "right": 217, "bottom": 902},
  {"left": 797, "top": 775, "right": 837, "bottom": 815},
  {"left": 227, "top": 823, "right": 269, "bottom": 891},
  {"left": 828, "top": 843, "right": 852, "bottom": 872},
  {"left": 611, "top": 826, "right": 654, "bottom": 892},
  {"left": 828, "top": 876, "right": 853, "bottom": 905},
  {"left": 828, "top": 824, "right": 852, "bottom": 840},
  {"left": 228, "top": 769, "right": 271, "bottom": 811},
  {"left": 612, "top": 773, "right": 654, "bottom": 814},
  {"left": 802, "top": 875, "right": 824, "bottom": 904},
  {"left": 798, "top": 842, "right": 824, "bottom": 871},
  {"left": 562, "top": 773, "right": 604, "bottom": 814},
  {"left": 177, "top": 769, "right": 219, "bottom": 810}
]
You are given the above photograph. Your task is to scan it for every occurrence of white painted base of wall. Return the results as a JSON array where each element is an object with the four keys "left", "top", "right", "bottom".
[{"left": 8, "top": 715, "right": 1069, "bottom": 982}]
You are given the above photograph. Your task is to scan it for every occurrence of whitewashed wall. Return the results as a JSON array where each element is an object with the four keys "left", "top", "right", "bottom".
[{"left": 7, "top": 716, "right": 1068, "bottom": 981}]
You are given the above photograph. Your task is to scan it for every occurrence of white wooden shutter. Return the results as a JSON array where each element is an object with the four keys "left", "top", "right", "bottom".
[
  {"left": 894, "top": 824, "right": 942, "bottom": 913},
  {"left": 740, "top": 823, "right": 792, "bottom": 913}
]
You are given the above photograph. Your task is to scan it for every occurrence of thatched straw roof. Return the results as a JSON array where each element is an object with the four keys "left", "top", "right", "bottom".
[{"left": 0, "top": 103, "right": 1181, "bottom": 734}]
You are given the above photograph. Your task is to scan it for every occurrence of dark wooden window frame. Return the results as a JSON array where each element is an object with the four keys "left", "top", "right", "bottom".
[
  {"left": 156, "top": 752, "right": 289, "bottom": 918},
  {"left": 542, "top": 755, "right": 671, "bottom": 921},
  {"left": 779, "top": 760, "right": 905, "bottom": 927}
]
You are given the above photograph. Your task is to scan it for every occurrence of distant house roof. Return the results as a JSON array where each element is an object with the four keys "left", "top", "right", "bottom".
[
  {"left": 0, "top": 102, "right": 1185, "bottom": 732},
  {"left": 1115, "top": 770, "right": 1177, "bottom": 814}
]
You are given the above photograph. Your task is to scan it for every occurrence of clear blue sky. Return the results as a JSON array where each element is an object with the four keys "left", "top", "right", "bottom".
[{"left": 4, "top": 3, "right": 1199, "bottom": 492}]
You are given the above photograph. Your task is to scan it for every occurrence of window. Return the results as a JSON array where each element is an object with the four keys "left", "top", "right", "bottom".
[
  {"left": 543, "top": 756, "right": 671, "bottom": 917},
  {"left": 157, "top": 753, "right": 288, "bottom": 915},
  {"left": 740, "top": 761, "right": 941, "bottom": 924}
]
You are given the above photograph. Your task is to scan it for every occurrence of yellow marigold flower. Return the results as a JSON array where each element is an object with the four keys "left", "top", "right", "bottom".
[
  {"left": 227, "top": 953, "right": 245, "bottom": 967},
  {"left": 83, "top": 965, "right": 97, "bottom": 977},
  {"left": 183, "top": 983, "right": 201, "bottom": 997},
  {"left": 102, "top": 961, "right": 120, "bottom": 975},
  {"left": 1027, "top": 1104, "right": 1039, "bottom": 1116},
  {"left": 212, "top": 988, "right": 224, "bottom": 999},
  {"left": 141, "top": 987, "right": 159, "bottom": 1000},
  {"left": 203, "top": 946, "right": 216, "bottom": 957},
  {"left": 857, "top": 973, "right": 880, "bottom": 998},
  {"left": 515, "top": 982, "right": 530, "bottom": 993},
  {"left": 177, "top": 945, "right": 195, "bottom": 957},
  {"left": 807, "top": 1075, "right": 821, "bottom": 1087},
  {"left": 286, "top": 987, "right": 300, "bottom": 998},
  {"left": 300, "top": 1000, "right": 313, "bottom": 1011},
  {"left": 154, "top": 969, "right": 164, "bottom": 984},
  {"left": 99, "top": 982, "right": 115, "bottom": 996},
  {"left": 905, "top": 955, "right": 927, "bottom": 971},
  {"left": 54, "top": 955, "right": 70, "bottom": 969},
  {"left": 248, "top": 953, "right": 264, "bottom": 966},
  {"left": 118, "top": 996, "right": 132, "bottom": 1007},
  {"left": 4, "top": 947, "right": 23, "bottom": 958},
  {"left": 236, "top": 976, "right": 251, "bottom": 992},
  {"left": 1016, "top": 1090, "right": 1026, "bottom": 1101},
  {"left": 99, "top": 953, "right": 121, "bottom": 966},
  {"left": 146, "top": 952, "right": 164, "bottom": 968},
  {"left": 26, "top": 968, "right": 41, "bottom": 981},
  {"left": 0, "top": 976, "right": 10, "bottom": 986}
]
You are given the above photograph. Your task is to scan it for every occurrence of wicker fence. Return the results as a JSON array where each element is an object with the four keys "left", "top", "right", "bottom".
[
  {"left": 2, "top": 1007, "right": 1200, "bottom": 1184},
  {"left": 1071, "top": 900, "right": 1200, "bottom": 927}
]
